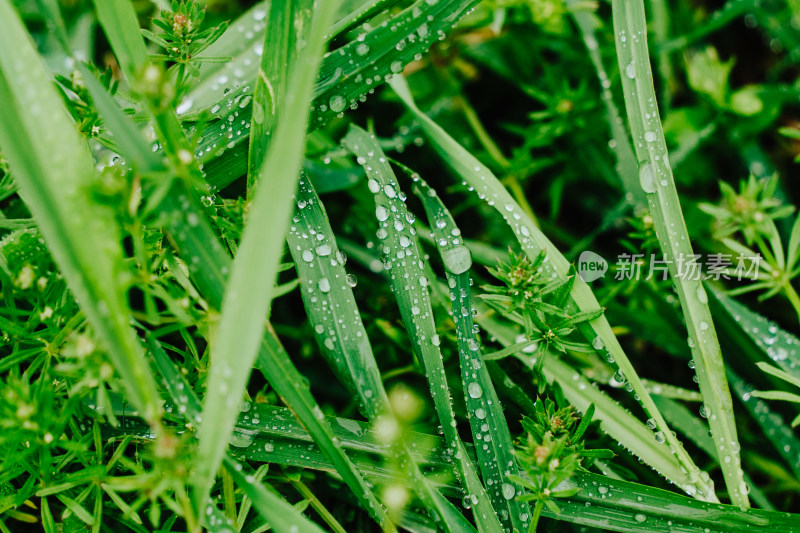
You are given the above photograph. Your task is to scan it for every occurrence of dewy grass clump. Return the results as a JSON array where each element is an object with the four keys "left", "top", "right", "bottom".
[{"left": 1, "top": 0, "right": 800, "bottom": 531}]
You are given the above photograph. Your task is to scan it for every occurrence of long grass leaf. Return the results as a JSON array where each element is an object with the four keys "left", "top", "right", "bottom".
[
  {"left": 194, "top": 0, "right": 359, "bottom": 516},
  {"left": 89, "top": 0, "right": 148, "bottom": 77},
  {"left": 246, "top": 1, "right": 312, "bottom": 191},
  {"left": 390, "top": 76, "right": 711, "bottom": 500},
  {"left": 612, "top": 0, "right": 747, "bottom": 506},
  {"left": 0, "top": 0, "right": 161, "bottom": 423},
  {"left": 343, "top": 125, "right": 504, "bottom": 533},
  {"left": 413, "top": 177, "right": 530, "bottom": 531}
]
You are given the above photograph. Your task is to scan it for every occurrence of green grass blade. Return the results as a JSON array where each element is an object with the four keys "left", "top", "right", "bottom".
[
  {"left": 0, "top": 0, "right": 160, "bottom": 423},
  {"left": 89, "top": 0, "right": 148, "bottom": 77},
  {"left": 286, "top": 174, "right": 388, "bottom": 417},
  {"left": 567, "top": 3, "right": 643, "bottom": 207},
  {"left": 194, "top": 0, "right": 355, "bottom": 516},
  {"left": 390, "top": 76, "right": 711, "bottom": 501},
  {"left": 413, "top": 178, "right": 530, "bottom": 531},
  {"left": 612, "top": 0, "right": 747, "bottom": 506},
  {"left": 708, "top": 285, "right": 800, "bottom": 382},
  {"left": 343, "top": 125, "right": 504, "bottom": 533},
  {"left": 246, "top": 1, "right": 312, "bottom": 191}
]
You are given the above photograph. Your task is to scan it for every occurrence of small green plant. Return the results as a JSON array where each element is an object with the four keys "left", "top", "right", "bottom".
[
  {"left": 510, "top": 400, "right": 613, "bottom": 532},
  {"left": 482, "top": 251, "right": 604, "bottom": 375},
  {"left": 700, "top": 175, "right": 800, "bottom": 320},
  {"left": 142, "top": 0, "right": 228, "bottom": 93}
]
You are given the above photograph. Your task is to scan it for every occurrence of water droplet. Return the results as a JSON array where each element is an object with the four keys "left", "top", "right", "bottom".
[
  {"left": 639, "top": 162, "right": 656, "bottom": 193},
  {"left": 696, "top": 285, "right": 708, "bottom": 304},
  {"left": 468, "top": 382, "right": 482, "bottom": 398},
  {"left": 644, "top": 131, "right": 657, "bottom": 142},
  {"left": 316, "top": 244, "right": 331, "bottom": 256},
  {"left": 625, "top": 62, "right": 636, "bottom": 79},
  {"left": 318, "top": 278, "right": 331, "bottom": 292},
  {"left": 634, "top": 514, "right": 647, "bottom": 523},
  {"left": 368, "top": 179, "right": 380, "bottom": 193},
  {"left": 376, "top": 206, "right": 389, "bottom": 221},
  {"left": 329, "top": 95, "right": 346, "bottom": 113},
  {"left": 442, "top": 246, "right": 472, "bottom": 275},
  {"left": 475, "top": 408, "right": 486, "bottom": 419},
  {"left": 302, "top": 250, "right": 314, "bottom": 262},
  {"left": 592, "top": 336, "right": 604, "bottom": 350},
  {"left": 502, "top": 483, "right": 516, "bottom": 500},
  {"left": 699, "top": 321, "right": 709, "bottom": 331},
  {"left": 346, "top": 274, "right": 357, "bottom": 287}
]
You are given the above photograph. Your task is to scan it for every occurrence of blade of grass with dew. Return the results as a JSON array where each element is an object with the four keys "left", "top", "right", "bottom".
[
  {"left": 476, "top": 306, "right": 699, "bottom": 488},
  {"left": 567, "top": 1, "right": 643, "bottom": 208},
  {"left": 194, "top": 0, "right": 480, "bottom": 191},
  {"left": 286, "top": 173, "right": 463, "bottom": 528},
  {"left": 612, "top": 0, "right": 747, "bottom": 506},
  {"left": 412, "top": 176, "right": 530, "bottom": 531},
  {"left": 192, "top": 0, "right": 382, "bottom": 519},
  {"left": 246, "top": 1, "right": 311, "bottom": 192},
  {"left": 343, "top": 125, "right": 504, "bottom": 533},
  {"left": 113, "top": 405, "right": 800, "bottom": 533},
  {"left": 0, "top": 0, "right": 161, "bottom": 424},
  {"left": 653, "top": 395, "right": 774, "bottom": 511},
  {"left": 727, "top": 369, "right": 800, "bottom": 480},
  {"left": 708, "top": 284, "right": 800, "bottom": 382},
  {"left": 89, "top": 0, "right": 148, "bottom": 80},
  {"left": 391, "top": 76, "right": 712, "bottom": 501}
]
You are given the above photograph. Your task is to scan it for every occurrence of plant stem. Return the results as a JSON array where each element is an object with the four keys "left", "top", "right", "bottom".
[{"left": 529, "top": 498, "right": 544, "bottom": 533}]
